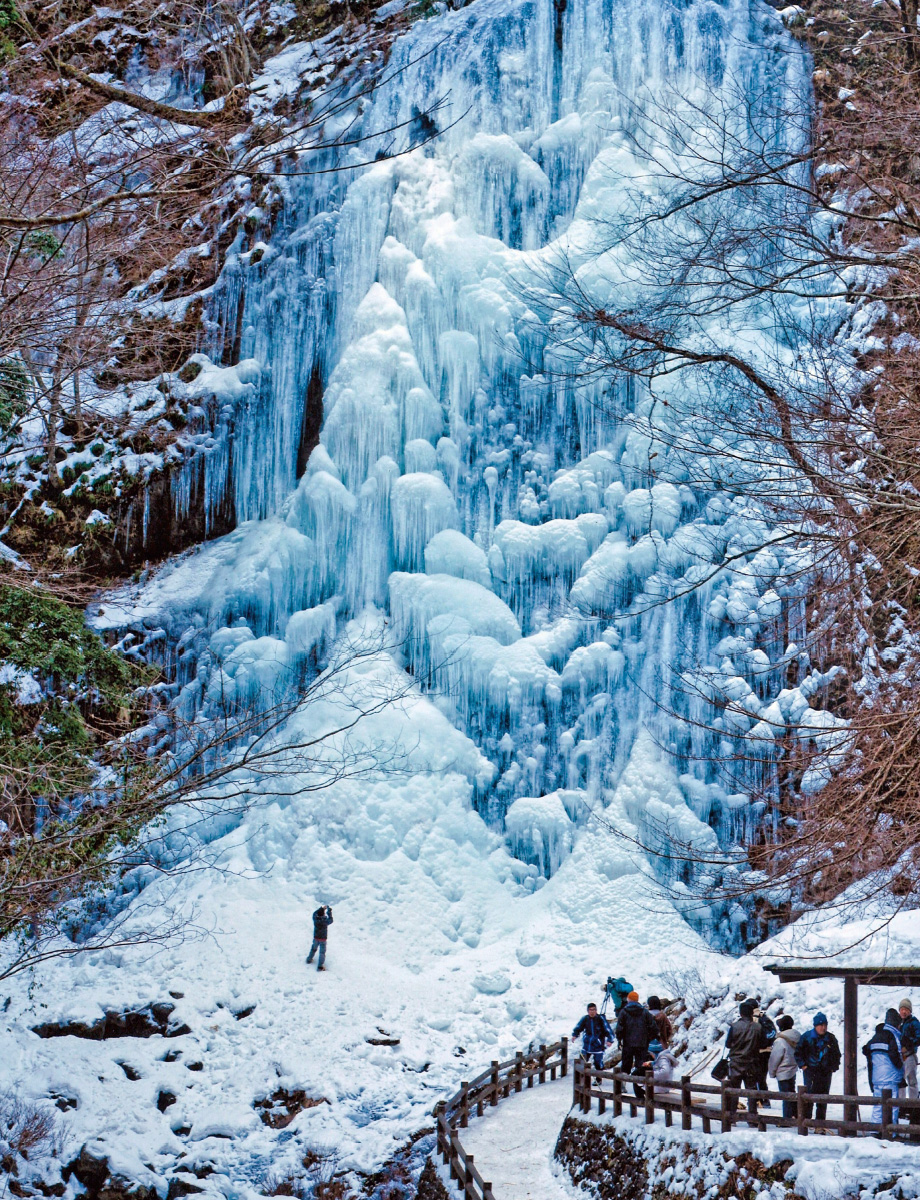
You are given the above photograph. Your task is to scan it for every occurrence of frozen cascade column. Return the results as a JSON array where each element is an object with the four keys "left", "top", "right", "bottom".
[{"left": 168, "top": 0, "right": 820, "bottom": 946}]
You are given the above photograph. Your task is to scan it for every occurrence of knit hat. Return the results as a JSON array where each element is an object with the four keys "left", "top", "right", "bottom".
[
  {"left": 900, "top": 998, "right": 913, "bottom": 1013},
  {"left": 813, "top": 1012, "right": 828, "bottom": 1027},
  {"left": 777, "top": 1015, "right": 795, "bottom": 1032},
  {"left": 647, "top": 995, "right": 661, "bottom": 1010},
  {"left": 627, "top": 991, "right": 640, "bottom": 1002},
  {"left": 886, "top": 1008, "right": 903, "bottom": 1028},
  {"left": 739, "top": 1000, "right": 756, "bottom": 1018}
]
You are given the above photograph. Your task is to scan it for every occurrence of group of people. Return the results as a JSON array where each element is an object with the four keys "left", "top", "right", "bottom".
[
  {"left": 726, "top": 996, "right": 920, "bottom": 1124},
  {"left": 573, "top": 991, "right": 920, "bottom": 1128},
  {"left": 723, "top": 1000, "right": 841, "bottom": 1121},
  {"left": 572, "top": 993, "right": 677, "bottom": 1098}
]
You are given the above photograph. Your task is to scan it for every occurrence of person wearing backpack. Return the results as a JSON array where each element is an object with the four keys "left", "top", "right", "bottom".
[
  {"left": 306, "top": 904, "right": 333, "bottom": 971},
  {"left": 768, "top": 1015, "right": 800, "bottom": 1119},
  {"left": 898, "top": 999, "right": 920, "bottom": 1118},
  {"left": 616, "top": 992, "right": 659, "bottom": 1097},
  {"left": 795, "top": 1012, "right": 841, "bottom": 1126},
  {"left": 864, "top": 1008, "right": 904, "bottom": 1124},
  {"left": 647, "top": 996, "right": 673, "bottom": 1048},
  {"left": 572, "top": 1002, "right": 615, "bottom": 1070}
]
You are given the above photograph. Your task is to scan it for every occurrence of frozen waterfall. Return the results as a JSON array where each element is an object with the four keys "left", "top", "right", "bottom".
[{"left": 101, "top": 0, "right": 837, "bottom": 950}]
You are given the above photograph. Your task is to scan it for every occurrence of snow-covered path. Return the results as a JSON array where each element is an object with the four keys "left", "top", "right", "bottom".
[{"left": 457, "top": 1077, "right": 577, "bottom": 1198}]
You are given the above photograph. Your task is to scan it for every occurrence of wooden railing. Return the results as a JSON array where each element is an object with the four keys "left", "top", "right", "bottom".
[
  {"left": 435, "top": 1037, "right": 569, "bottom": 1199},
  {"left": 573, "top": 1060, "right": 920, "bottom": 1139}
]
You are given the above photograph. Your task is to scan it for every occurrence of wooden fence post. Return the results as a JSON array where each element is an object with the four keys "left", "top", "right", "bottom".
[
  {"left": 720, "top": 1081, "right": 731, "bottom": 1133},
  {"left": 882, "top": 1088, "right": 893, "bottom": 1138},
  {"left": 562, "top": 1036, "right": 569, "bottom": 1078},
  {"left": 460, "top": 1082, "right": 469, "bottom": 1129},
  {"left": 572, "top": 1057, "right": 580, "bottom": 1109},
  {"left": 796, "top": 1085, "right": 807, "bottom": 1136},
  {"left": 465, "top": 1155, "right": 475, "bottom": 1199},
  {"left": 681, "top": 1075, "right": 691, "bottom": 1131},
  {"left": 436, "top": 1102, "right": 448, "bottom": 1163},
  {"left": 613, "top": 1071, "right": 622, "bottom": 1118},
  {"left": 645, "top": 1069, "right": 655, "bottom": 1125},
  {"left": 599, "top": 1074, "right": 606, "bottom": 1117},
  {"left": 490, "top": 1060, "right": 499, "bottom": 1106},
  {"left": 539, "top": 1044, "right": 547, "bottom": 1085},
  {"left": 515, "top": 1051, "right": 523, "bottom": 1093}
]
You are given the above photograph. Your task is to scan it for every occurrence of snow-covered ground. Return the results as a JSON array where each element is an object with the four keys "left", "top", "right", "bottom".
[
  {"left": 0, "top": 679, "right": 724, "bottom": 1193},
  {"left": 4, "top": 0, "right": 918, "bottom": 1193}
]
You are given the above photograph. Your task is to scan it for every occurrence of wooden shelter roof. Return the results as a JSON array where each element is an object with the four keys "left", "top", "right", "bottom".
[{"left": 764, "top": 964, "right": 920, "bottom": 986}]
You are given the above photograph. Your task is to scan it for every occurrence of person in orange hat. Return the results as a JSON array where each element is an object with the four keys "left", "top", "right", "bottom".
[{"left": 615, "top": 992, "right": 659, "bottom": 1097}]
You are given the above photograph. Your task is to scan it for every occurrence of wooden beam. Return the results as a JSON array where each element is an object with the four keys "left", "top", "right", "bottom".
[
  {"left": 843, "top": 977, "right": 858, "bottom": 1129},
  {"left": 764, "top": 964, "right": 920, "bottom": 986}
]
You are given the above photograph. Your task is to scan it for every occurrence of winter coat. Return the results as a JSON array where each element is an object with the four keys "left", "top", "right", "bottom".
[
  {"left": 900, "top": 1014, "right": 920, "bottom": 1056},
  {"left": 312, "top": 906, "right": 333, "bottom": 940},
  {"left": 768, "top": 1029, "right": 801, "bottom": 1081},
  {"left": 652, "top": 1049, "right": 679, "bottom": 1090},
  {"left": 649, "top": 1007, "right": 673, "bottom": 1048},
  {"left": 795, "top": 1028, "right": 841, "bottom": 1074},
  {"left": 616, "top": 1002, "right": 659, "bottom": 1051},
  {"left": 572, "top": 1013, "right": 614, "bottom": 1053},
  {"left": 863, "top": 1022, "right": 904, "bottom": 1089},
  {"left": 726, "top": 1016, "right": 765, "bottom": 1072}
]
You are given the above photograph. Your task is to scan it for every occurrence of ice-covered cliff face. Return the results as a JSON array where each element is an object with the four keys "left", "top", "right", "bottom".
[{"left": 99, "top": 0, "right": 830, "bottom": 949}]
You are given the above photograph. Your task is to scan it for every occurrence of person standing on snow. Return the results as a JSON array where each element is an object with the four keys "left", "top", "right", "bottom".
[
  {"left": 646, "top": 996, "right": 673, "bottom": 1048},
  {"left": 725, "top": 1000, "right": 765, "bottom": 1114},
  {"left": 767, "top": 1015, "right": 800, "bottom": 1119},
  {"left": 864, "top": 1008, "right": 904, "bottom": 1125},
  {"left": 898, "top": 998, "right": 920, "bottom": 1113},
  {"left": 306, "top": 904, "right": 333, "bottom": 971},
  {"left": 753, "top": 1002, "right": 778, "bottom": 1107},
  {"left": 572, "top": 1002, "right": 614, "bottom": 1070},
  {"left": 616, "top": 991, "right": 659, "bottom": 1097},
  {"left": 795, "top": 1012, "right": 841, "bottom": 1125}
]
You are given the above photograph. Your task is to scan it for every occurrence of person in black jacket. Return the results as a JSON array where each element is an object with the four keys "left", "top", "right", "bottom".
[
  {"left": 725, "top": 1000, "right": 766, "bottom": 1114},
  {"left": 753, "top": 1004, "right": 778, "bottom": 1108},
  {"left": 795, "top": 1012, "right": 841, "bottom": 1124},
  {"left": 307, "top": 904, "right": 333, "bottom": 971},
  {"left": 572, "top": 1003, "right": 614, "bottom": 1070},
  {"left": 616, "top": 992, "right": 659, "bottom": 1097}
]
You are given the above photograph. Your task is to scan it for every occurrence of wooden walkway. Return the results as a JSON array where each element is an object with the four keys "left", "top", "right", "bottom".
[
  {"left": 435, "top": 1040, "right": 920, "bottom": 1200},
  {"left": 435, "top": 1038, "right": 569, "bottom": 1200}
]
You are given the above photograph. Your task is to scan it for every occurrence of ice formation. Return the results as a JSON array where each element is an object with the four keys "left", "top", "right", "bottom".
[{"left": 83, "top": 0, "right": 855, "bottom": 952}]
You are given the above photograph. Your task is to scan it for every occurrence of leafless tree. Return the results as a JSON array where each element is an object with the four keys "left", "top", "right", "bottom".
[
  {"left": 0, "top": 622, "right": 423, "bottom": 981},
  {"left": 529, "top": 67, "right": 920, "bottom": 943}
]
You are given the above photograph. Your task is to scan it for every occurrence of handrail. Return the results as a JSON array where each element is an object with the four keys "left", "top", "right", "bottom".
[
  {"left": 435, "top": 1037, "right": 569, "bottom": 1199},
  {"left": 572, "top": 1061, "right": 920, "bottom": 1140}
]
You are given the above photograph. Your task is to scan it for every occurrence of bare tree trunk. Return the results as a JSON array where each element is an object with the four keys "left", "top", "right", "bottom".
[
  {"left": 46, "top": 364, "right": 61, "bottom": 486},
  {"left": 900, "top": 0, "right": 920, "bottom": 66}
]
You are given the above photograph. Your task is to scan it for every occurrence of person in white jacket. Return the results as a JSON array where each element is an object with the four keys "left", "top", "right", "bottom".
[
  {"left": 768, "top": 1015, "right": 800, "bottom": 1119},
  {"left": 642, "top": 1039, "right": 680, "bottom": 1096}
]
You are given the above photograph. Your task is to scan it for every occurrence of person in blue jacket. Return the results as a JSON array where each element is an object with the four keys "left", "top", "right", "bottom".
[
  {"left": 864, "top": 1008, "right": 904, "bottom": 1124},
  {"left": 794, "top": 1012, "right": 841, "bottom": 1124},
  {"left": 572, "top": 1002, "right": 614, "bottom": 1070}
]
